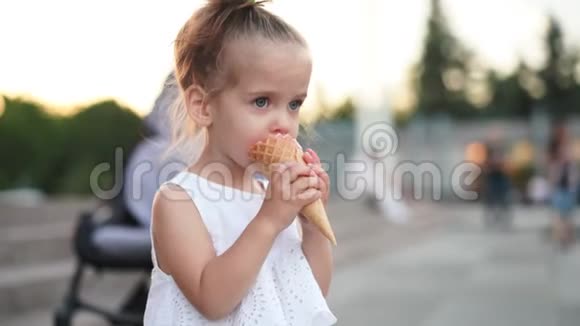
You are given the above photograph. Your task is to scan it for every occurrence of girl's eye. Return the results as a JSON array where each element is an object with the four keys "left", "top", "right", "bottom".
[
  {"left": 254, "top": 97, "right": 269, "bottom": 109},
  {"left": 288, "top": 100, "right": 303, "bottom": 111}
]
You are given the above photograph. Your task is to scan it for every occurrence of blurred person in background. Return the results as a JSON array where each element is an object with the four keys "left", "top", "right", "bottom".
[
  {"left": 123, "top": 71, "right": 186, "bottom": 227},
  {"left": 481, "top": 129, "right": 512, "bottom": 229},
  {"left": 547, "top": 122, "right": 578, "bottom": 248},
  {"left": 353, "top": 143, "right": 409, "bottom": 224},
  {"left": 527, "top": 174, "right": 551, "bottom": 205},
  {"left": 93, "top": 71, "right": 183, "bottom": 257}
]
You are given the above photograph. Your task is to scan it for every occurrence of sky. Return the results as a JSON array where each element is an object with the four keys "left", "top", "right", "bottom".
[{"left": 1, "top": 0, "right": 580, "bottom": 117}]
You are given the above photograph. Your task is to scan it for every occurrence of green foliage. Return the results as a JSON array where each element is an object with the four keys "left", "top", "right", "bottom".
[
  {"left": 58, "top": 100, "right": 142, "bottom": 193},
  {"left": 409, "top": 1, "right": 580, "bottom": 121},
  {"left": 486, "top": 65, "right": 534, "bottom": 118},
  {"left": 321, "top": 97, "right": 355, "bottom": 121},
  {"left": 537, "top": 17, "right": 580, "bottom": 117},
  {"left": 412, "top": 0, "right": 473, "bottom": 117},
  {"left": 0, "top": 97, "right": 142, "bottom": 194},
  {"left": 0, "top": 97, "right": 64, "bottom": 191},
  {"left": 311, "top": 2, "right": 580, "bottom": 125}
]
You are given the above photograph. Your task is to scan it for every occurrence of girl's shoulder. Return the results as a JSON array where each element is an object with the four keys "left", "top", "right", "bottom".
[
  {"left": 150, "top": 176, "right": 215, "bottom": 278},
  {"left": 153, "top": 182, "right": 199, "bottom": 222},
  {"left": 157, "top": 181, "right": 191, "bottom": 200}
]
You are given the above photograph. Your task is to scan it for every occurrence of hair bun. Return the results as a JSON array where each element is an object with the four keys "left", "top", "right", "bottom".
[{"left": 210, "top": 0, "right": 270, "bottom": 10}]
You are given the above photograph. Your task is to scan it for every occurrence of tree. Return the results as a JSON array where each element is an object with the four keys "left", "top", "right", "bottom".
[
  {"left": 0, "top": 97, "right": 64, "bottom": 191},
  {"left": 57, "top": 100, "right": 143, "bottom": 194},
  {"left": 321, "top": 97, "right": 355, "bottom": 121},
  {"left": 488, "top": 63, "right": 534, "bottom": 118},
  {"left": 538, "top": 16, "right": 578, "bottom": 117},
  {"left": 0, "top": 97, "right": 143, "bottom": 194},
  {"left": 412, "top": 0, "right": 473, "bottom": 117}
]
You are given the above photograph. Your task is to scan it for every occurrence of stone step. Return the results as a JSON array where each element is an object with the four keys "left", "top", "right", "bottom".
[
  {"left": 0, "top": 198, "right": 124, "bottom": 267},
  {"left": 0, "top": 307, "right": 107, "bottom": 326},
  {"left": 0, "top": 259, "right": 144, "bottom": 317},
  {"left": 0, "top": 197, "right": 96, "bottom": 228},
  {"left": 0, "top": 260, "right": 76, "bottom": 316},
  {"left": 0, "top": 221, "right": 74, "bottom": 267}
]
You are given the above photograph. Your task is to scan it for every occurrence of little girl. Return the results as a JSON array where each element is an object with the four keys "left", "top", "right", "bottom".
[{"left": 143, "top": 1, "right": 337, "bottom": 325}]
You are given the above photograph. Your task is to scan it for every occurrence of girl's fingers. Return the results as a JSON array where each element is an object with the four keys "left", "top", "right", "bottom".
[
  {"left": 284, "top": 162, "right": 314, "bottom": 182},
  {"left": 313, "top": 166, "right": 329, "bottom": 184},
  {"left": 318, "top": 174, "right": 328, "bottom": 192},
  {"left": 292, "top": 175, "right": 320, "bottom": 194},
  {"left": 303, "top": 151, "right": 315, "bottom": 164},
  {"left": 270, "top": 163, "right": 288, "bottom": 182},
  {"left": 310, "top": 165, "right": 330, "bottom": 203},
  {"left": 303, "top": 148, "right": 321, "bottom": 165},
  {"left": 296, "top": 188, "right": 321, "bottom": 202},
  {"left": 308, "top": 149, "right": 321, "bottom": 164}
]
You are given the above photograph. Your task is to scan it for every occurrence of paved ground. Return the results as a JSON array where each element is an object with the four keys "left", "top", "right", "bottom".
[{"left": 328, "top": 203, "right": 580, "bottom": 326}]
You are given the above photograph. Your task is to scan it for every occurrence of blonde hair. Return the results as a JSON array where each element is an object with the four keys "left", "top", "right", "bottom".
[{"left": 166, "top": 0, "right": 307, "bottom": 164}]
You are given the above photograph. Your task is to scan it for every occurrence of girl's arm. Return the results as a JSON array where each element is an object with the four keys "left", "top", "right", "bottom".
[
  {"left": 152, "top": 184, "right": 277, "bottom": 320},
  {"left": 300, "top": 221, "right": 333, "bottom": 296},
  {"left": 299, "top": 149, "right": 334, "bottom": 296}
]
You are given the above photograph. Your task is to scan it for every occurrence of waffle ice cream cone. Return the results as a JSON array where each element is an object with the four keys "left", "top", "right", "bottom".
[{"left": 249, "top": 134, "right": 337, "bottom": 245}]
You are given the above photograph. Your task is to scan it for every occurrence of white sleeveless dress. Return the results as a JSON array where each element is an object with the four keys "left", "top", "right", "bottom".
[{"left": 143, "top": 171, "right": 337, "bottom": 326}]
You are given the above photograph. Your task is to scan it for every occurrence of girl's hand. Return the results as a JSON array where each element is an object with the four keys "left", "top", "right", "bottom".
[
  {"left": 299, "top": 148, "right": 331, "bottom": 235},
  {"left": 257, "top": 162, "right": 321, "bottom": 234},
  {"left": 302, "top": 148, "right": 330, "bottom": 206}
]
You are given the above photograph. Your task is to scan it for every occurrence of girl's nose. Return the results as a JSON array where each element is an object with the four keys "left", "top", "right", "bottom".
[
  {"left": 270, "top": 112, "right": 291, "bottom": 135},
  {"left": 271, "top": 125, "right": 289, "bottom": 135}
]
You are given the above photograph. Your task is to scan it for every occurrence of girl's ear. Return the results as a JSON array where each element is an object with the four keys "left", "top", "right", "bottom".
[{"left": 184, "top": 85, "right": 212, "bottom": 127}]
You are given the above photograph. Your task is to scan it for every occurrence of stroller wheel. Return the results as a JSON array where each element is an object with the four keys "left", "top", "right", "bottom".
[{"left": 54, "top": 308, "right": 72, "bottom": 326}]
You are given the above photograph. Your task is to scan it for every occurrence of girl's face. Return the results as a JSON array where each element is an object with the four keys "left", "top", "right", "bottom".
[{"left": 208, "top": 37, "right": 312, "bottom": 169}]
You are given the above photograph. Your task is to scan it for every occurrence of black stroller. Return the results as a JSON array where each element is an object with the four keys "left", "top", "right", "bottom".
[
  {"left": 54, "top": 73, "right": 180, "bottom": 325},
  {"left": 53, "top": 189, "right": 153, "bottom": 326}
]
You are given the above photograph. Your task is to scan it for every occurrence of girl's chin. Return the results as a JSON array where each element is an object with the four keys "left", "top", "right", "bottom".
[
  {"left": 227, "top": 155, "right": 252, "bottom": 170},
  {"left": 242, "top": 161, "right": 263, "bottom": 174}
]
